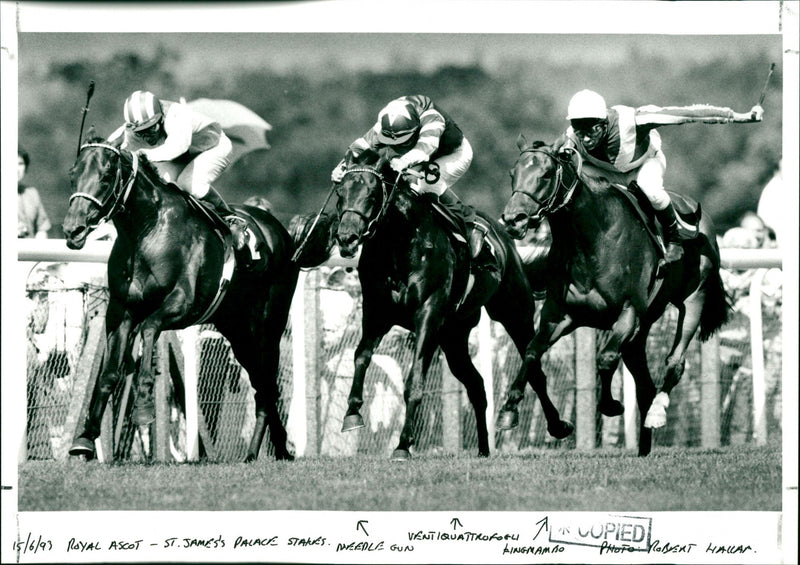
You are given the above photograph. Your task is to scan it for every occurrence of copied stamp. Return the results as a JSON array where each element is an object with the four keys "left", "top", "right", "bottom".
[{"left": 549, "top": 514, "right": 652, "bottom": 553}]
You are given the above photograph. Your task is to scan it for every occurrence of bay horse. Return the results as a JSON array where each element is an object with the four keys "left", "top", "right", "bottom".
[
  {"left": 62, "top": 137, "right": 298, "bottom": 462},
  {"left": 334, "top": 149, "right": 572, "bottom": 460},
  {"left": 498, "top": 135, "right": 730, "bottom": 456}
]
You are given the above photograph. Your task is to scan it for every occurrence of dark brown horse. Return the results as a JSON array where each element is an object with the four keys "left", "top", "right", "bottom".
[
  {"left": 62, "top": 137, "right": 298, "bottom": 462},
  {"left": 334, "top": 149, "right": 572, "bottom": 460},
  {"left": 498, "top": 135, "right": 730, "bottom": 456}
]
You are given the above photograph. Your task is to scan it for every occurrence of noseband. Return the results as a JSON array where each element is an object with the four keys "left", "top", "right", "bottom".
[
  {"left": 511, "top": 147, "right": 580, "bottom": 220},
  {"left": 338, "top": 165, "right": 397, "bottom": 240},
  {"left": 69, "top": 142, "right": 139, "bottom": 227}
]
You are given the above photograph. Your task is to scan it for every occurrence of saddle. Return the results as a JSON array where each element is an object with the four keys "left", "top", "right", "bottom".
[
  {"left": 425, "top": 198, "right": 505, "bottom": 275},
  {"left": 613, "top": 183, "right": 701, "bottom": 254},
  {"left": 182, "top": 190, "right": 269, "bottom": 271}
]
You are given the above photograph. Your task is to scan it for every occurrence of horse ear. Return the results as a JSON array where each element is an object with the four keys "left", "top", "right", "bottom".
[
  {"left": 516, "top": 133, "right": 528, "bottom": 151},
  {"left": 84, "top": 125, "right": 97, "bottom": 142}
]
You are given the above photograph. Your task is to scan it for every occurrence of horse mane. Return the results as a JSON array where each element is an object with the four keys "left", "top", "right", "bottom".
[{"left": 88, "top": 135, "right": 188, "bottom": 197}]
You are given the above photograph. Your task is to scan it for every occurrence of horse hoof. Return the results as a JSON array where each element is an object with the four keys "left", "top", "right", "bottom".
[
  {"left": 244, "top": 453, "right": 257, "bottom": 463},
  {"left": 548, "top": 420, "right": 574, "bottom": 439},
  {"left": 599, "top": 399, "right": 624, "bottom": 417},
  {"left": 478, "top": 449, "right": 490, "bottom": 458},
  {"left": 341, "top": 414, "right": 365, "bottom": 432},
  {"left": 391, "top": 449, "right": 411, "bottom": 461},
  {"left": 132, "top": 403, "right": 156, "bottom": 426},
  {"left": 276, "top": 451, "right": 295, "bottom": 462},
  {"left": 68, "top": 438, "right": 95, "bottom": 460},
  {"left": 497, "top": 410, "right": 519, "bottom": 430},
  {"left": 644, "top": 410, "right": 666, "bottom": 429}
]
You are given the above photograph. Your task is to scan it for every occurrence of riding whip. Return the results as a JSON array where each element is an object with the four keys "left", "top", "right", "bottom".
[
  {"left": 291, "top": 182, "right": 337, "bottom": 263},
  {"left": 76, "top": 80, "right": 96, "bottom": 158},
  {"left": 757, "top": 63, "right": 775, "bottom": 109}
]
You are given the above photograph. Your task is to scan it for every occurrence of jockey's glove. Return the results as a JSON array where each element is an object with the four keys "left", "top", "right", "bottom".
[{"left": 390, "top": 149, "right": 429, "bottom": 173}]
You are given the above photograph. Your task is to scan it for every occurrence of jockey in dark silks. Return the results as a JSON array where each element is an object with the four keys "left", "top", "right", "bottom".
[
  {"left": 108, "top": 90, "right": 247, "bottom": 248},
  {"left": 332, "top": 94, "right": 487, "bottom": 258},
  {"left": 556, "top": 89, "right": 763, "bottom": 263}
]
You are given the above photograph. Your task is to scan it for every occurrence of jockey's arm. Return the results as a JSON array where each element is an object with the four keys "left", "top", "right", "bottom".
[
  {"left": 140, "top": 104, "right": 193, "bottom": 162},
  {"left": 635, "top": 104, "right": 764, "bottom": 128},
  {"left": 347, "top": 125, "right": 382, "bottom": 159}
]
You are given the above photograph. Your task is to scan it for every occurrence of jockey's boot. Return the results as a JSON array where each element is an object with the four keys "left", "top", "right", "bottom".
[
  {"left": 655, "top": 203, "right": 684, "bottom": 263},
  {"left": 201, "top": 188, "right": 248, "bottom": 250},
  {"left": 438, "top": 189, "right": 484, "bottom": 259}
]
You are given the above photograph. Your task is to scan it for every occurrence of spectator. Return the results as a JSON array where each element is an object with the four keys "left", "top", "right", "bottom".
[
  {"left": 18, "top": 148, "right": 51, "bottom": 239},
  {"left": 757, "top": 159, "right": 784, "bottom": 248},
  {"left": 738, "top": 211, "right": 769, "bottom": 249},
  {"left": 718, "top": 221, "right": 782, "bottom": 445},
  {"left": 243, "top": 195, "right": 273, "bottom": 213}
]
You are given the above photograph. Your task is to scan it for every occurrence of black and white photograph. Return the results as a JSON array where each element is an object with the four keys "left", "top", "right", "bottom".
[{"left": 1, "top": 1, "right": 797, "bottom": 563}]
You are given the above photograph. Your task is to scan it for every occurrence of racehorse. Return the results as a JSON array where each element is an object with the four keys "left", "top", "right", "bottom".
[
  {"left": 498, "top": 135, "right": 730, "bottom": 456},
  {"left": 62, "top": 136, "right": 298, "bottom": 462},
  {"left": 333, "top": 149, "right": 572, "bottom": 460}
]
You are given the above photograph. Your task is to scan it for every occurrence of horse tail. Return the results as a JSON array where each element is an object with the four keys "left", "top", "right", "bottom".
[
  {"left": 288, "top": 212, "right": 336, "bottom": 268},
  {"left": 698, "top": 256, "right": 732, "bottom": 342}
]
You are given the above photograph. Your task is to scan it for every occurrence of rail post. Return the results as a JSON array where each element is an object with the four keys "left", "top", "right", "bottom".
[
  {"left": 749, "top": 269, "right": 769, "bottom": 445},
  {"left": 701, "top": 334, "right": 721, "bottom": 448},
  {"left": 574, "top": 327, "right": 596, "bottom": 449}
]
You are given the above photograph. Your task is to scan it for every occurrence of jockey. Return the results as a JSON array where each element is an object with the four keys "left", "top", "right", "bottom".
[
  {"left": 108, "top": 90, "right": 246, "bottom": 248},
  {"left": 331, "top": 94, "right": 487, "bottom": 259},
  {"left": 557, "top": 89, "right": 763, "bottom": 262}
]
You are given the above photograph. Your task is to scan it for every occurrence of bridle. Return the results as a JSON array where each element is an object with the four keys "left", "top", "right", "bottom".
[
  {"left": 337, "top": 165, "right": 399, "bottom": 240},
  {"left": 511, "top": 146, "right": 581, "bottom": 221},
  {"left": 69, "top": 142, "right": 139, "bottom": 227}
]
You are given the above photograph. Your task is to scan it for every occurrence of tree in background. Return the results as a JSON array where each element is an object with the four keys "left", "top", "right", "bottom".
[{"left": 19, "top": 44, "right": 781, "bottom": 236}]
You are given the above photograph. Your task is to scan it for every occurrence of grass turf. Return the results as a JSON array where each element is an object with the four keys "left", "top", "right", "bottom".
[{"left": 18, "top": 443, "right": 781, "bottom": 512}]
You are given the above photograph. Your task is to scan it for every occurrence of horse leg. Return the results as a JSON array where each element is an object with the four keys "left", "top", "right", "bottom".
[
  {"left": 497, "top": 299, "right": 575, "bottom": 430},
  {"left": 621, "top": 331, "right": 657, "bottom": 456},
  {"left": 217, "top": 294, "right": 294, "bottom": 462},
  {"left": 69, "top": 302, "right": 133, "bottom": 460},
  {"left": 488, "top": 297, "right": 573, "bottom": 439},
  {"left": 246, "top": 341, "right": 292, "bottom": 462},
  {"left": 343, "top": 309, "right": 392, "bottom": 432},
  {"left": 131, "top": 288, "right": 192, "bottom": 437},
  {"left": 645, "top": 292, "right": 704, "bottom": 430},
  {"left": 597, "top": 302, "right": 640, "bottom": 417},
  {"left": 440, "top": 317, "right": 490, "bottom": 457},
  {"left": 393, "top": 298, "right": 445, "bottom": 461},
  {"left": 131, "top": 324, "right": 160, "bottom": 427}
]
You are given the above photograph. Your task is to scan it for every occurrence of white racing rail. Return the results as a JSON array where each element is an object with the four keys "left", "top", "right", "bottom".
[{"left": 15, "top": 239, "right": 784, "bottom": 460}]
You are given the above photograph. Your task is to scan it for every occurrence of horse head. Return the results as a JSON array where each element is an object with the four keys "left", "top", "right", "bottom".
[
  {"left": 334, "top": 149, "right": 392, "bottom": 258},
  {"left": 63, "top": 136, "right": 136, "bottom": 249},
  {"left": 501, "top": 134, "right": 577, "bottom": 239}
]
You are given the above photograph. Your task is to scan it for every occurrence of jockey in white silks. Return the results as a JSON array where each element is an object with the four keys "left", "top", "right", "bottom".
[
  {"left": 108, "top": 90, "right": 247, "bottom": 248},
  {"left": 557, "top": 89, "right": 763, "bottom": 263}
]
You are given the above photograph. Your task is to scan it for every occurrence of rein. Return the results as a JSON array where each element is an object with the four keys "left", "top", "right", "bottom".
[
  {"left": 339, "top": 165, "right": 399, "bottom": 240},
  {"left": 69, "top": 142, "right": 139, "bottom": 227},
  {"left": 512, "top": 147, "right": 581, "bottom": 219}
]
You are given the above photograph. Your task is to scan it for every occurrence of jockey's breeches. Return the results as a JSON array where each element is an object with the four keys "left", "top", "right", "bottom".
[
  {"left": 177, "top": 132, "right": 233, "bottom": 198},
  {"left": 151, "top": 133, "right": 233, "bottom": 198},
  {"left": 410, "top": 138, "right": 473, "bottom": 196}
]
